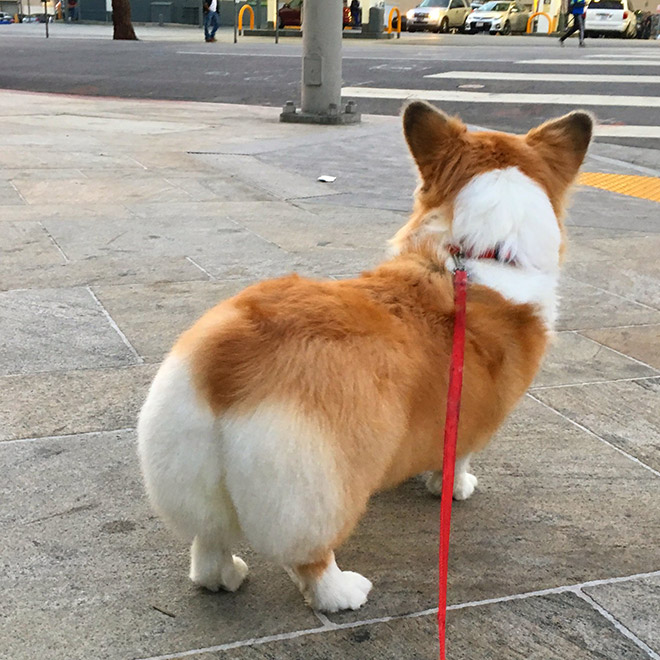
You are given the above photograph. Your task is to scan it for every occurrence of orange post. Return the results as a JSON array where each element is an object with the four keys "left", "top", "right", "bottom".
[
  {"left": 526, "top": 11, "right": 552, "bottom": 32},
  {"left": 238, "top": 4, "right": 255, "bottom": 34},
  {"left": 387, "top": 7, "right": 401, "bottom": 37}
]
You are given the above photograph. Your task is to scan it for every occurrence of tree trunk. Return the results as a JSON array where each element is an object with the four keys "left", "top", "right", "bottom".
[{"left": 112, "top": 0, "right": 138, "bottom": 40}]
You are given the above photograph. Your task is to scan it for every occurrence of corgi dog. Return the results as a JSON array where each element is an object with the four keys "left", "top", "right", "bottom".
[{"left": 138, "top": 102, "right": 592, "bottom": 613}]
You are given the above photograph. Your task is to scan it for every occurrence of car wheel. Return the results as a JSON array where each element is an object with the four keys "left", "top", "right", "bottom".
[
  {"left": 439, "top": 16, "right": 449, "bottom": 32},
  {"left": 501, "top": 20, "right": 511, "bottom": 34}
]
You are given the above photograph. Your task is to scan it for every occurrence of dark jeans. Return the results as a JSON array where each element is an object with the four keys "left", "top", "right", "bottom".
[
  {"left": 560, "top": 13, "right": 585, "bottom": 43},
  {"left": 204, "top": 10, "right": 219, "bottom": 39}
]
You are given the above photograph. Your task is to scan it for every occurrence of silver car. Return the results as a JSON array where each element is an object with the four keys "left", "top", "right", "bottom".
[{"left": 465, "top": 0, "right": 530, "bottom": 34}]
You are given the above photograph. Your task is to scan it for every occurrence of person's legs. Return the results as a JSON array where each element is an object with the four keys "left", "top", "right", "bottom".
[
  {"left": 577, "top": 13, "right": 585, "bottom": 44},
  {"left": 559, "top": 16, "right": 578, "bottom": 43},
  {"left": 204, "top": 11, "right": 211, "bottom": 40},
  {"left": 210, "top": 10, "right": 219, "bottom": 39}
]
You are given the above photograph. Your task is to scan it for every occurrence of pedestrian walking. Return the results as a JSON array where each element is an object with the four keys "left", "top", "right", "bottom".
[
  {"left": 559, "top": 0, "right": 586, "bottom": 47},
  {"left": 203, "top": 0, "right": 219, "bottom": 42},
  {"left": 350, "top": 0, "right": 362, "bottom": 27}
]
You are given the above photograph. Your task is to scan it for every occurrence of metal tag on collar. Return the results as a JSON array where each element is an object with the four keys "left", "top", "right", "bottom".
[{"left": 451, "top": 250, "right": 466, "bottom": 272}]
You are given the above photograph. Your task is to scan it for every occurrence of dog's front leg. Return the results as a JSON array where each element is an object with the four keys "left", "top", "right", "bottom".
[{"left": 425, "top": 454, "right": 478, "bottom": 501}]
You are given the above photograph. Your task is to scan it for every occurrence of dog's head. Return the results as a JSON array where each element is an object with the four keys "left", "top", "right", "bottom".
[{"left": 393, "top": 102, "right": 592, "bottom": 269}]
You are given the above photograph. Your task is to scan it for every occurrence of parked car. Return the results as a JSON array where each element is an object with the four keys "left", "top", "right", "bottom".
[
  {"left": 585, "top": 0, "right": 637, "bottom": 37},
  {"left": 278, "top": 0, "right": 352, "bottom": 29},
  {"left": 406, "top": 0, "right": 471, "bottom": 33},
  {"left": 465, "top": 0, "right": 529, "bottom": 34},
  {"left": 0, "top": 11, "right": 14, "bottom": 23}
]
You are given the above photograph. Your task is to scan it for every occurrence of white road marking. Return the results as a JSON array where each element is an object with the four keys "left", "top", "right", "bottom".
[
  {"left": 176, "top": 50, "right": 515, "bottom": 62},
  {"left": 584, "top": 52, "right": 660, "bottom": 59},
  {"left": 425, "top": 71, "right": 660, "bottom": 83},
  {"left": 593, "top": 125, "right": 660, "bottom": 138},
  {"left": 517, "top": 59, "right": 660, "bottom": 66},
  {"left": 340, "top": 86, "right": 660, "bottom": 107}
]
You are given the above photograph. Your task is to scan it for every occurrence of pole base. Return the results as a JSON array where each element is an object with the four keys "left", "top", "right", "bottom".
[{"left": 279, "top": 101, "right": 361, "bottom": 125}]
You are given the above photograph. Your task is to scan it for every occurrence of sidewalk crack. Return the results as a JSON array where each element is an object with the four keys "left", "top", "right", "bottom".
[
  {"left": 575, "top": 589, "right": 660, "bottom": 660},
  {"left": 86, "top": 286, "right": 144, "bottom": 364}
]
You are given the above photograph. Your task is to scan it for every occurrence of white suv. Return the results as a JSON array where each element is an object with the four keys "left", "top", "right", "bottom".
[
  {"left": 407, "top": 0, "right": 471, "bottom": 32},
  {"left": 585, "top": 0, "right": 637, "bottom": 37}
]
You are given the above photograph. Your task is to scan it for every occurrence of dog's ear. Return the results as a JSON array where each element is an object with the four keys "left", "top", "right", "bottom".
[
  {"left": 525, "top": 111, "right": 593, "bottom": 182},
  {"left": 403, "top": 101, "right": 465, "bottom": 176}
]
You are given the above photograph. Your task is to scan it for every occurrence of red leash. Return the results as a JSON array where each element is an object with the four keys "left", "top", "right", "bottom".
[{"left": 438, "top": 263, "right": 468, "bottom": 660}]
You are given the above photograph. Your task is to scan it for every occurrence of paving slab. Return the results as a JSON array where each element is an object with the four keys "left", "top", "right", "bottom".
[
  {"left": 584, "top": 575, "right": 660, "bottom": 653},
  {"left": 582, "top": 324, "right": 660, "bottom": 370},
  {"left": 234, "top": 201, "right": 405, "bottom": 251},
  {"left": 0, "top": 254, "right": 208, "bottom": 293},
  {"left": 533, "top": 377, "right": 660, "bottom": 472},
  {"left": 565, "top": 227, "right": 660, "bottom": 264},
  {"left": 200, "top": 593, "right": 650, "bottom": 660},
  {"left": 42, "top": 210, "right": 288, "bottom": 263},
  {"left": 0, "top": 431, "right": 320, "bottom": 660},
  {"left": 91, "top": 280, "right": 251, "bottom": 361},
  {"left": 567, "top": 258, "right": 660, "bottom": 311},
  {"left": 0, "top": 180, "right": 25, "bottom": 206},
  {"left": 0, "top": 203, "right": 134, "bottom": 224},
  {"left": 565, "top": 186, "right": 660, "bottom": 233},
  {"left": 0, "top": 287, "right": 138, "bottom": 376},
  {"left": 0, "top": 365, "right": 156, "bottom": 441},
  {"left": 12, "top": 175, "right": 200, "bottom": 206},
  {"left": 0, "top": 222, "right": 67, "bottom": 281},
  {"left": 556, "top": 276, "right": 660, "bottom": 331},
  {"left": 532, "top": 331, "right": 658, "bottom": 389}
]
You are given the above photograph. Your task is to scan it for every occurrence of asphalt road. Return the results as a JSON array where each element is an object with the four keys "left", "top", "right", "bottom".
[{"left": 1, "top": 24, "right": 659, "bottom": 146}]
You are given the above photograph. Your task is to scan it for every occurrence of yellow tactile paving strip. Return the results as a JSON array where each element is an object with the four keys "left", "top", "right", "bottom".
[{"left": 579, "top": 172, "right": 660, "bottom": 204}]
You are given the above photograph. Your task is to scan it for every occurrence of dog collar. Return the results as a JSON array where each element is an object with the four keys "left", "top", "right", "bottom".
[{"left": 447, "top": 244, "right": 516, "bottom": 265}]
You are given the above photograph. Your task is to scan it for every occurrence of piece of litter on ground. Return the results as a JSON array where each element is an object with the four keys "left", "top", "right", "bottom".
[
  {"left": 317, "top": 175, "right": 336, "bottom": 183},
  {"left": 151, "top": 605, "right": 176, "bottom": 618}
]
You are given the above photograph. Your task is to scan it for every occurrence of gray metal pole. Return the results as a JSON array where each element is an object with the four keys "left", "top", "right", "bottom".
[
  {"left": 300, "top": 0, "right": 341, "bottom": 116},
  {"left": 280, "top": 0, "right": 359, "bottom": 124}
]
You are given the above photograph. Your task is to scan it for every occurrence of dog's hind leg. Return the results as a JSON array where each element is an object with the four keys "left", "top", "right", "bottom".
[
  {"left": 138, "top": 354, "right": 249, "bottom": 592},
  {"left": 190, "top": 522, "right": 248, "bottom": 592},
  {"left": 425, "top": 454, "right": 478, "bottom": 500},
  {"left": 288, "top": 551, "right": 372, "bottom": 613}
]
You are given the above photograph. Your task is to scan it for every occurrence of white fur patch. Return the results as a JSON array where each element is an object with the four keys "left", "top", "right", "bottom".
[
  {"left": 452, "top": 167, "right": 560, "bottom": 272},
  {"left": 137, "top": 354, "right": 237, "bottom": 543},
  {"left": 220, "top": 403, "right": 345, "bottom": 565},
  {"left": 449, "top": 168, "right": 561, "bottom": 329}
]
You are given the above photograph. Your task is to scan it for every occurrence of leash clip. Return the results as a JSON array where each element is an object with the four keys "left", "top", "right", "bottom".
[{"left": 451, "top": 250, "right": 466, "bottom": 272}]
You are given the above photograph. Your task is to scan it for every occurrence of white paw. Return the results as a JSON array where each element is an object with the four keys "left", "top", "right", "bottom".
[
  {"left": 311, "top": 569, "right": 373, "bottom": 613},
  {"left": 221, "top": 555, "right": 249, "bottom": 592},
  {"left": 190, "top": 554, "right": 248, "bottom": 592},
  {"left": 453, "top": 472, "right": 478, "bottom": 501}
]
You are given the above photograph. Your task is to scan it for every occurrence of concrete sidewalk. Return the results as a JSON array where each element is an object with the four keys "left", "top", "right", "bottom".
[{"left": 0, "top": 89, "right": 659, "bottom": 660}]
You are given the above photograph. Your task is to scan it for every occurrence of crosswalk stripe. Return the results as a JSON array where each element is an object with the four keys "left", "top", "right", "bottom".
[
  {"left": 517, "top": 59, "right": 660, "bottom": 67},
  {"left": 584, "top": 53, "right": 660, "bottom": 59},
  {"left": 341, "top": 87, "right": 660, "bottom": 108},
  {"left": 593, "top": 125, "right": 660, "bottom": 139},
  {"left": 425, "top": 71, "right": 660, "bottom": 83}
]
